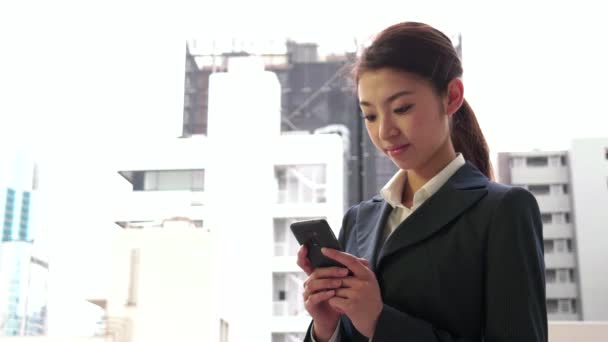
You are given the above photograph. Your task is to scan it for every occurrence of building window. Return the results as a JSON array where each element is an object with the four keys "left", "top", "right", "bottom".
[
  {"left": 273, "top": 272, "right": 307, "bottom": 316},
  {"left": 132, "top": 169, "right": 205, "bottom": 191},
  {"left": 557, "top": 269, "right": 569, "bottom": 283},
  {"left": 565, "top": 212, "right": 571, "bottom": 223},
  {"left": 526, "top": 156, "right": 548, "bottom": 167},
  {"left": 549, "top": 156, "right": 562, "bottom": 167},
  {"left": 554, "top": 239, "right": 573, "bottom": 253},
  {"left": 561, "top": 155, "right": 567, "bottom": 166},
  {"left": 541, "top": 213, "right": 553, "bottom": 225},
  {"left": 19, "top": 192, "right": 31, "bottom": 241},
  {"left": 555, "top": 239, "right": 566, "bottom": 253},
  {"left": 558, "top": 299, "right": 577, "bottom": 314},
  {"left": 3, "top": 188, "right": 16, "bottom": 241},
  {"left": 547, "top": 299, "right": 558, "bottom": 314},
  {"left": 544, "top": 240, "right": 554, "bottom": 253},
  {"left": 529, "top": 185, "right": 551, "bottom": 196},
  {"left": 275, "top": 164, "right": 327, "bottom": 204},
  {"left": 605, "top": 148, "right": 608, "bottom": 160},
  {"left": 545, "top": 269, "right": 556, "bottom": 283},
  {"left": 567, "top": 239, "right": 574, "bottom": 252},
  {"left": 569, "top": 269, "right": 576, "bottom": 283}
]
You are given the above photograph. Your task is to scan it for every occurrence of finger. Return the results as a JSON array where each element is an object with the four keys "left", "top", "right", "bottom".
[
  {"left": 337, "top": 276, "right": 362, "bottom": 289},
  {"left": 297, "top": 245, "right": 313, "bottom": 275},
  {"left": 358, "top": 258, "right": 370, "bottom": 267},
  {"left": 305, "top": 278, "right": 343, "bottom": 295},
  {"left": 309, "top": 266, "right": 349, "bottom": 280},
  {"left": 322, "top": 248, "right": 370, "bottom": 279},
  {"left": 298, "top": 244, "right": 308, "bottom": 257},
  {"left": 328, "top": 296, "right": 349, "bottom": 315},
  {"left": 306, "top": 290, "right": 335, "bottom": 306},
  {"left": 334, "top": 287, "right": 356, "bottom": 299}
]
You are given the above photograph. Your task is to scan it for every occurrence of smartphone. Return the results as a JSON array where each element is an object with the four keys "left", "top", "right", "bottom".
[{"left": 290, "top": 219, "right": 346, "bottom": 269}]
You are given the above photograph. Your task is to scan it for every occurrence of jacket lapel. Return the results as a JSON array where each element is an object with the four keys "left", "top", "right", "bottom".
[
  {"left": 354, "top": 196, "right": 392, "bottom": 273},
  {"left": 376, "top": 162, "right": 489, "bottom": 268}
]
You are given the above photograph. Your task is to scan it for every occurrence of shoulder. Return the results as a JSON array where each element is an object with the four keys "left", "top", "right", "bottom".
[
  {"left": 485, "top": 182, "right": 539, "bottom": 207},
  {"left": 344, "top": 195, "right": 384, "bottom": 214},
  {"left": 466, "top": 182, "right": 540, "bottom": 227},
  {"left": 484, "top": 182, "right": 542, "bottom": 233},
  {"left": 340, "top": 195, "right": 386, "bottom": 229},
  {"left": 482, "top": 181, "right": 538, "bottom": 208}
]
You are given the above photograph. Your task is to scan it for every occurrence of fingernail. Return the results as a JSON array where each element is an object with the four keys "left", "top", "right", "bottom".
[
  {"left": 321, "top": 247, "right": 327, "bottom": 254},
  {"left": 339, "top": 268, "right": 348, "bottom": 275}
]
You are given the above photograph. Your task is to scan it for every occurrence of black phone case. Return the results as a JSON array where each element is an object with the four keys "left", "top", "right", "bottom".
[{"left": 290, "top": 219, "right": 346, "bottom": 269}]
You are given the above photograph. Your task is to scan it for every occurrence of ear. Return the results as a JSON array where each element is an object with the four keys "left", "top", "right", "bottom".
[{"left": 445, "top": 78, "right": 464, "bottom": 117}]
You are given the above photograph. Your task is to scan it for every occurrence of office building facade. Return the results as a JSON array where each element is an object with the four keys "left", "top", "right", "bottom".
[
  {"left": 0, "top": 155, "right": 48, "bottom": 336},
  {"left": 498, "top": 138, "right": 608, "bottom": 321}
]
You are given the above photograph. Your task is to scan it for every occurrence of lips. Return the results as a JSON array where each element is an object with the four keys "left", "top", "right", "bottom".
[{"left": 385, "top": 144, "right": 410, "bottom": 156}]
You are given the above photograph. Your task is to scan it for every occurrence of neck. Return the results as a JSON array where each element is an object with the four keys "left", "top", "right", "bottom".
[{"left": 402, "top": 142, "right": 457, "bottom": 205}]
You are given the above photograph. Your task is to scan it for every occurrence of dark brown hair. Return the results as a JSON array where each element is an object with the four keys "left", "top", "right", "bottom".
[{"left": 354, "top": 22, "right": 493, "bottom": 179}]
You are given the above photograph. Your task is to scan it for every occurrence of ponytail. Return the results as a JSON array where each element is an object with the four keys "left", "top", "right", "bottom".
[{"left": 451, "top": 99, "right": 494, "bottom": 180}]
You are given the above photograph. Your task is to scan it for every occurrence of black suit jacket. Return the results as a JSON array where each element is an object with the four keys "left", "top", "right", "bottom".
[{"left": 305, "top": 162, "right": 548, "bottom": 342}]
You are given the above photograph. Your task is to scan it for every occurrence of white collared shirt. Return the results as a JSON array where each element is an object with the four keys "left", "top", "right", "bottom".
[
  {"left": 311, "top": 153, "right": 466, "bottom": 342},
  {"left": 380, "top": 153, "right": 465, "bottom": 242}
]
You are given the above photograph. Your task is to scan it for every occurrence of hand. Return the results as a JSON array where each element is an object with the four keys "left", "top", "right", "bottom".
[
  {"left": 322, "top": 248, "right": 383, "bottom": 338},
  {"left": 297, "top": 245, "right": 347, "bottom": 341}
]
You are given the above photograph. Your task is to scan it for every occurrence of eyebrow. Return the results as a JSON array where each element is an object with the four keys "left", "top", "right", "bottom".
[{"left": 359, "top": 90, "right": 414, "bottom": 107}]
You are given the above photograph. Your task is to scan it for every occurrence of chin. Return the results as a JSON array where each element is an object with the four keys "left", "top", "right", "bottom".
[{"left": 389, "top": 157, "right": 416, "bottom": 171}]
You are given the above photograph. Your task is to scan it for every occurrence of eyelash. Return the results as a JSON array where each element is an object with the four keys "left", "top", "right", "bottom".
[
  {"left": 394, "top": 105, "right": 413, "bottom": 114},
  {"left": 362, "top": 105, "right": 413, "bottom": 122}
]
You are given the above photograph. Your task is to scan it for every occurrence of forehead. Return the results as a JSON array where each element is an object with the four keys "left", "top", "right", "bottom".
[{"left": 357, "top": 68, "right": 426, "bottom": 100}]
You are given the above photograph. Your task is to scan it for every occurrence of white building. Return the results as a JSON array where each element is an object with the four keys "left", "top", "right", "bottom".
[
  {"left": 268, "top": 133, "right": 345, "bottom": 342},
  {"left": 497, "top": 137, "right": 608, "bottom": 321},
  {"left": 108, "top": 135, "right": 344, "bottom": 342},
  {"left": 0, "top": 152, "right": 48, "bottom": 336},
  {"left": 568, "top": 138, "right": 608, "bottom": 321},
  {"left": 98, "top": 55, "right": 346, "bottom": 342}
]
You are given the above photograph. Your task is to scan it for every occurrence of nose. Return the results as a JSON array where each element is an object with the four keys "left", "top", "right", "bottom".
[{"left": 378, "top": 113, "right": 399, "bottom": 140}]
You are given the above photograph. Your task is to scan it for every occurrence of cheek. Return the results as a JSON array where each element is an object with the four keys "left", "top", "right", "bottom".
[
  {"left": 406, "top": 112, "right": 447, "bottom": 143},
  {"left": 365, "top": 123, "right": 384, "bottom": 149},
  {"left": 365, "top": 123, "right": 378, "bottom": 141}
]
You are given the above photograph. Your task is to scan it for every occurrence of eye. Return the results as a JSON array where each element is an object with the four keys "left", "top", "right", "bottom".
[
  {"left": 394, "top": 104, "right": 413, "bottom": 114},
  {"left": 363, "top": 114, "right": 377, "bottom": 122}
]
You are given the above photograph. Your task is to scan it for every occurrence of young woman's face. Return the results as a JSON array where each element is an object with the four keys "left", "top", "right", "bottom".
[{"left": 357, "top": 68, "right": 453, "bottom": 171}]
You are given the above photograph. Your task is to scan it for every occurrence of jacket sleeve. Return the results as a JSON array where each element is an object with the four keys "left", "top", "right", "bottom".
[
  {"left": 371, "top": 187, "right": 548, "bottom": 342},
  {"left": 483, "top": 187, "right": 548, "bottom": 341}
]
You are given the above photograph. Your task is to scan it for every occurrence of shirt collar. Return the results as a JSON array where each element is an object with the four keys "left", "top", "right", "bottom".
[{"left": 380, "top": 153, "right": 466, "bottom": 208}]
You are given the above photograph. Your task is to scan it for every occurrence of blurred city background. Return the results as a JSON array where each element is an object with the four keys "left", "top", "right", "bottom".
[{"left": 1, "top": 0, "right": 607, "bottom": 341}]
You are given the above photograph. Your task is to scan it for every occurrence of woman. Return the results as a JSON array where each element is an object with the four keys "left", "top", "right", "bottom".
[{"left": 297, "top": 22, "right": 547, "bottom": 342}]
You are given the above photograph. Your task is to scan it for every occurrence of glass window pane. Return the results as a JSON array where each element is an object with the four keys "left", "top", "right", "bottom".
[
  {"left": 547, "top": 299, "right": 558, "bottom": 313},
  {"left": 544, "top": 240, "right": 554, "bottom": 253},
  {"left": 526, "top": 157, "right": 548, "bottom": 167},
  {"left": 529, "top": 185, "right": 551, "bottom": 195},
  {"left": 545, "top": 269, "right": 556, "bottom": 283}
]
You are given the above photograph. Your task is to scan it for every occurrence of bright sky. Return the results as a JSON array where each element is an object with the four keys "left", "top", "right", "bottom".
[{"left": 1, "top": 0, "right": 607, "bottom": 334}]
